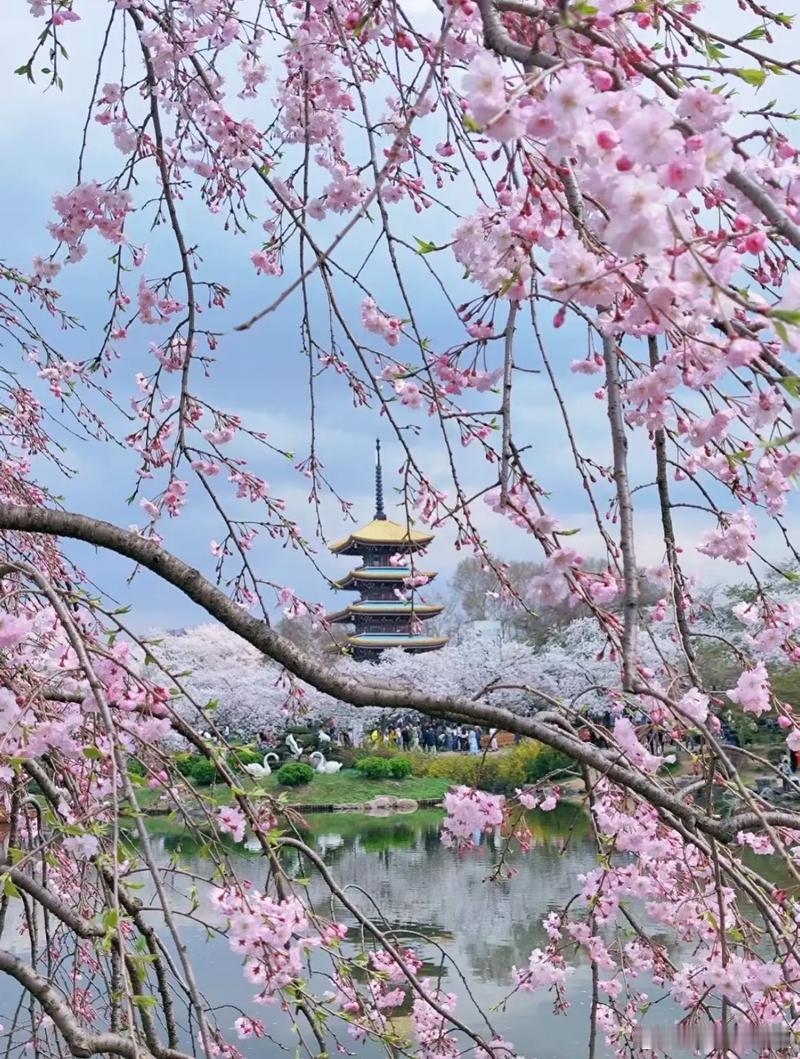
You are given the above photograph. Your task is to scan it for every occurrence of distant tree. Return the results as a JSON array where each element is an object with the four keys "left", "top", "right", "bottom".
[
  {"left": 448, "top": 556, "right": 663, "bottom": 644},
  {"left": 275, "top": 613, "right": 344, "bottom": 660}
]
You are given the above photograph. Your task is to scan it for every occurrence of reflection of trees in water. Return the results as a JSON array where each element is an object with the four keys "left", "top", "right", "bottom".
[
  {"left": 359, "top": 823, "right": 418, "bottom": 853},
  {"left": 134, "top": 809, "right": 598, "bottom": 992},
  {"left": 341, "top": 920, "right": 454, "bottom": 947},
  {"left": 464, "top": 924, "right": 543, "bottom": 984},
  {"left": 296, "top": 815, "right": 596, "bottom": 986}
]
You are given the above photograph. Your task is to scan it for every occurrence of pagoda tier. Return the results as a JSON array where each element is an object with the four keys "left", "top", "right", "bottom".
[
  {"left": 327, "top": 599, "right": 444, "bottom": 624},
  {"left": 329, "top": 440, "right": 448, "bottom": 662},
  {"left": 329, "top": 519, "right": 433, "bottom": 555},
  {"left": 333, "top": 566, "right": 437, "bottom": 591}
]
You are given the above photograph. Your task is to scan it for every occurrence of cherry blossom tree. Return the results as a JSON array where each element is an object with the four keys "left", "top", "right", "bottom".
[{"left": 6, "top": 0, "right": 800, "bottom": 1056}]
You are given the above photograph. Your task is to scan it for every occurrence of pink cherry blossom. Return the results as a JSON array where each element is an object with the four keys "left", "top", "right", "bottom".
[
  {"left": 613, "top": 718, "right": 664, "bottom": 773},
  {"left": 727, "top": 661, "right": 771, "bottom": 717},
  {"left": 216, "top": 806, "right": 246, "bottom": 843},
  {"left": 0, "top": 613, "right": 32, "bottom": 649},
  {"left": 441, "top": 786, "right": 504, "bottom": 848}
]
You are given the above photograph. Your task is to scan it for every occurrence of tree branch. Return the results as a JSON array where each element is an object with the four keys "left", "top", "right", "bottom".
[
  {"left": 0, "top": 949, "right": 189, "bottom": 1059},
  {"left": 602, "top": 335, "right": 639, "bottom": 690}
]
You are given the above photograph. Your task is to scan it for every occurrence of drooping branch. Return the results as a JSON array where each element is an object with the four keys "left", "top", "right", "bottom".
[
  {"left": 647, "top": 335, "right": 700, "bottom": 687},
  {"left": 602, "top": 336, "right": 639, "bottom": 691}
]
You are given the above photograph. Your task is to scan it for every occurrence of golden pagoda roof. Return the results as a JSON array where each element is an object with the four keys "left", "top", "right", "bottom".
[
  {"left": 333, "top": 567, "right": 437, "bottom": 589},
  {"left": 329, "top": 518, "right": 434, "bottom": 555},
  {"left": 328, "top": 601, "right": 444, "bottom": 623}
]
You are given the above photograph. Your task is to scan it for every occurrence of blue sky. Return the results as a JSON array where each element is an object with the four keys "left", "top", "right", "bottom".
[{"left": 2, "top": 2, "right": 794, "bottom": 632}]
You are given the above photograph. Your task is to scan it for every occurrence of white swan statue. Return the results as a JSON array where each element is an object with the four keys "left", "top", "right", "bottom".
[
  {"left": 285, "top": 733, "right": 303, "bottom": 759},
  {"left": 310, "top": 751, "right": 342, "bottom": 775},
  {"left": 243, "top": 752, "right": 279, "bottom": 779}
]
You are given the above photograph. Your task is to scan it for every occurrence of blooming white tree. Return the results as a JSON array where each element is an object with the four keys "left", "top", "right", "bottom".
[{"left": 153, "top": 616, "right": 681, "bottom": 736}]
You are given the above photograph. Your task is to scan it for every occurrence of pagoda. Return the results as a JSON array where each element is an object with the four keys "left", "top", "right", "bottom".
[{"left": 329, "top": 441, "right": 448, "bottom": 661}]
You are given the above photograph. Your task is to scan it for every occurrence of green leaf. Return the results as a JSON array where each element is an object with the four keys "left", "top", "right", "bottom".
[
  {"left": 2, "top": 875, "right": 20, "bottom": 899},
  {"left": 781, "top": 571, "right": 800, "bottom": 583},
  {"left": 555, "top": 528, "right": 581, "bottom": 536},
  {"left": 463, "top": 114, "right": 481, "bottom": 133},
  {"left": 779, "top": 375, "right": 800, "bottom": 398},
  {"left": 772, "top": 308, "right": 800, "bottom": 326},
  {"left": 743, "top": 25, "right": 768, "bottom": 39},
  {"left": 775, "top": 320, "right": 790, "bottom": 345},
  {"left": 573, "top": 1, "right": 598, "bottom": 14},
  {"left": 735, "top": 67, "right": 767, "bottom": 87},
  {"left": 103, "top": 908, "right": 121, "bottom": 931},
  {"left": 83, "top": 746, "right": 104, "bottom": 761},
  {"left": 763, "top": 432, "right": 794, "bottom": 450},
  {"left": 414, "top": 238, "right": 438, "bottom": 255},
  {"left": 132, "top": 995, "right": 158, "bottom": 1010}
]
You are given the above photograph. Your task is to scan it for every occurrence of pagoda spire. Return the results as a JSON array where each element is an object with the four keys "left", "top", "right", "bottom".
[{"left": 374, "top": 438, "right": 386, "bottom": 520}]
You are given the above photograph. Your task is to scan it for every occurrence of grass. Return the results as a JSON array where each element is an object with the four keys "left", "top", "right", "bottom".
[
  {"left": 259, "top": 770, "right": 450, "bottom": 806},
  {"left": 135, "top": 769, "right": 450, "bottom": 811}
]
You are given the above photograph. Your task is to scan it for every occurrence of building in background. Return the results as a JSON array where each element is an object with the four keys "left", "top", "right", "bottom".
[{"left": 328, "top": 441, "right": 448, "bottom": 661}]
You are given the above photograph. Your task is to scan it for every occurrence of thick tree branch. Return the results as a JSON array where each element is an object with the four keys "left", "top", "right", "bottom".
[
  {"left": 476, "top": 0, "right": 558, "bottom": 68},
  {"left": 0, "top": 502, "right": 795, "bottom": 843},
  {"left": 0, "top": 950, "right": 189, "bottom": 1059}
]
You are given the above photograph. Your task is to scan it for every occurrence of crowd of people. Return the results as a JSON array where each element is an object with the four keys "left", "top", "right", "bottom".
[
  {"left": 252, "top": 717, "right": 502, "bottom": 755},
  {"left": 366, "top": 722, "right": 497, "bottom": 755}
]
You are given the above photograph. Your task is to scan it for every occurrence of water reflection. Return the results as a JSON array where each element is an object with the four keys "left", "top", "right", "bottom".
[
  {"left": 2, "top": 806, "right": 711, "bottom": 1059},
  {"left": 140, "top": 805, "right": 605, "bottom": 1058}
]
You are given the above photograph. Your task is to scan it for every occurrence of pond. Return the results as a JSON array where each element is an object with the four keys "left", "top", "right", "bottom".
[
  {"left": 135, "top": 805, "right": 669, "bottom": 1059},
  {"left": 1, "top": 806, "right": 753, "bottom": 1059}
]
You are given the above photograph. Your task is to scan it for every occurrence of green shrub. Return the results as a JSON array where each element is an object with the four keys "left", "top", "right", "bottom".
[
  {"left": 355, "top": 756, "right": 393, "bottom": 780},
  {"left": 421, "top": 741, "right": 572, "bottom": 793},
  {"left": 525, "top": 746, "right": 572, "bottom": 783},
  {"left": 387, "top": 757, "right": 412, "bottom": 779},
  {"left": 358, "top": 748, "right": 430, "bottom": 775},
  {"left": 425, "top": 754, "right": 479, "bottom": 784},
  {"left": 405, "top": 751, "right": 431, "bottom": 776},
  {"left": 276, "top": 762, "right": 314, "bottom": 787},
  {"left": 354, "top": 745, "right": 401, "bottom": 761},
  {"left": 191, "top": 758, "right": 218, "bottom": 786},
  {"left": 490, "top": 753, "right": 528, "bottom": 790},
  {"left": 175, "top": 753, "right": 198, "bottom": 777},
  {"left": 235, "top": 748, "right": 264, "bottom": 768}
]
